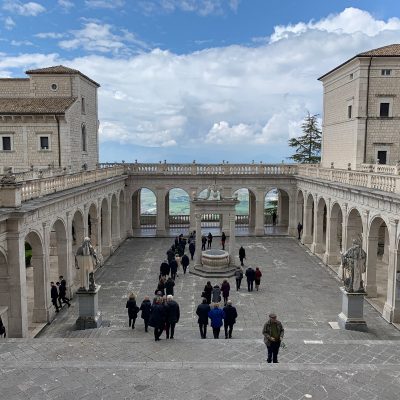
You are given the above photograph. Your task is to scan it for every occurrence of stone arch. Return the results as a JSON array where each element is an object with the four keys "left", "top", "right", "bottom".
[
  {"left": 87, "top": 203, "right": 98, "bottom": 247},
  {"left": 119, "top": 190, "right": 126, "bottom": 239},
  {"left": 303, "top": 193, "right": 315, "bottom": 245},
  {"left": 313, "top": 197, "right": 327, "bottom": 254},
  {"left": 25, "top": 230, "right": 47, "bottom": 330},
  {"left": 346, "top": 208, "right": 363, "bottom": 250},
  {"left": 366, "top": 215, "right": 389, "bottom": 307},
  {"left": 264, "top": 187, "right": 290, "bottom": 232},
  {"left": 101, "top": 197, "right": 111, "bottom": 257},
  {"left": 49, "top": 218, "right": 68, "bottom": 287},
  {"left": 324, "top": 202, "right": 343, "bottom": 265},
  {"left": 233, "top": 187, "right": 257, "bottom": 228},
  {"left": 165, "top": 187, "right": 190, "bottom": 228},
  {"left": 132, "top": 188, "right": 157, "bottom": 230},
  {"left": 111, "top": 193, "right": 119, "bottom": 246},
  {"left": 72, "top": 210, "right": 85, "bottom": 289}
]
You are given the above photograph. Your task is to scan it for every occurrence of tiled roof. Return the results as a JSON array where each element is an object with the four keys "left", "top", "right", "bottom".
[
  {"left": 0, "top": 97, "right": 77, "bottom": 115},
  {"left": 319, "top": 44, "right": 400, "bottom": 80},
  {"left": 26, "top": 65, "right": 100, "bottom": 87},
  {"left": 358, "top": 44, "right": 400, "bottom": 57}
]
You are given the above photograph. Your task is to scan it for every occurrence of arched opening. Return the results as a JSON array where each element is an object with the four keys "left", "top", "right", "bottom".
[
  {"left": 296, "top": 190, "right": 304, "bottom": 229},
  {"left": 119, "top": 191, "right": 126, "bottom": 239},
  {"left": 49, "top": 219, "right": 68, "bottom": 289},
  {"left": 303, "top": 194, "right": 314, "bottom": 245},
  {"left": 366, "top": 216, "right": 389, "bottom": 310},
  {"left": 346, "top": 208, "right": 363, "bottom": 249},
  {"left": 166, "top": 188, "right": 190, "bottom": 228},
  {"left": 234, "top": 188, "right": 256, "bottom": 229},
  {"left": 325, "top": 203, "right": 343, "bottom": 265},
  {"left": 88, "top": 203, "right": 98, "bottom": 247},
  {"left": 197, "top": 188, "right": 220, "bottom": 228},
  {"left": 264, "top": 188, "right": 289, "bottom": 234},
  {"left": 111, "top": 194, "right": 119, "bottom": 246},
  {"left": 71, "top": 210, "right": 84, "bottom": 289},
  {"left": 313, "top": 197, "right": 327, "bottom": 254},
  {"left": 132, "top": 188, "right": 157, "bottom": 230},
  {"left": 25, "top": 231, "right": 47, "bottom": 332},
  {"left": 101, "top": 197, "right": 111, "bottom": 257}
]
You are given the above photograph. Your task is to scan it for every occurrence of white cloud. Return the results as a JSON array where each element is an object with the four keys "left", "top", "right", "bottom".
[
  {"left": 270, "top": 7, "right": 400, "bottom": 42},
  {"left": 85, "top": 0, "right": 124, "bottom": 8},
  {"left": 59, "top": 22, "right": 148, "bottom": 55},
  {"left": 139, "top": 0, "right": 239, "bottom": 16},
  {"left": 10, "top": 39, "right": 34, "bottom": 46},
  {"left": 58, "top": 0, "right": 74, "bottom": 10},
  {"left": 3, "top": 1, "right": 46, "bottom": 16},
  {"left": 4, "top": 16, "right": 15, "bottom": 30},
  {"left": 35, "top": 32, "right": 65, "bottom": 39}
]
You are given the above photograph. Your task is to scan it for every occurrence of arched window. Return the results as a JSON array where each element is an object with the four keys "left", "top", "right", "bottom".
[{"left": 81, "top": 124, "right": 87, "bottom": 152}]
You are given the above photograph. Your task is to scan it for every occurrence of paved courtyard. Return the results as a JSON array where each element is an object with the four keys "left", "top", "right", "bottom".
[{"left": 2, "top": 237, "right": 400, "bottom": 399}]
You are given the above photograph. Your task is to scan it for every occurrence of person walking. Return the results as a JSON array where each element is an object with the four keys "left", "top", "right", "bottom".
[
  {"left": 245, "top": 266, "right": 256, "bottom": 292},
  {"left": 223, "top": 300, "right": 238, "bottom": 339},
  {"left": 165, "top": 295, "right": 180, "bottom": 339},
  {"left": 126, "top": 293, "right": 139, "bottom": 329},
  {"left": 149, "top": 297, "right": 166, "bottom": 341},
  {"left": 203, "top": 281, "right": 213, "bottom": 304},
  {"left": 156, "top": 277, "right": 166, "bottom": 296},
  {"left": 58, "top": 280, "right": 71, "bottom": 307},
  {"left": 175, "top": 252, "right": 182, "bottom": 276},
  {"left": 255, "top": 267, "right": 262, "bottom": 291},
  {"left": 196, "top": 298, "right": 210, "bottom": 338},
  {"left": 221, "top": 232, "right": 226, "bottom": 250},
  {"left": 189, "top": 241, "right": 195, "bottom": 260},
  {"left": 201, "top": 235, "right": 207, "bottom": 251},
  {"left": 297, "top": 222, "right": 303, "bottom": 240},
  {"left": 139, "top": 296, "right": 151, "bottom": 332},
  {"left": 0, "top": 316, "right": 6, "bottom": 338},
  {"left": 221, "top": 280, "right": 230, "bottom": 305},
  {"left": 207, "top": 232, "right": 213, "bottom": 249},
  {"left": 160, "top": 260, "right": 170, "bottom": 278},
  {"left": 208, "top": 303, "right": 225, "bottom": 339},
  {"left": 181, "top": 253, "right": 189, "bottom": 274},
  {"left": 235, "top": 267, "right": 243, "bottom": 291},
  {"left": 50, "top": 282, "right": 60, "bottom": 313},
  {"left": 239, "top": 246, "right": 246, "bottom": 266},
  {"left": 169, "top": 258, "right": 178, "bottom": 281},
  {"left": 262, "top": 313, "right": 284, "bottom": 363},
  {"left": 165, "top": 277, "right": 175, "bottom": 296},
  {"left": 211, "top": 284, "right": 221, "bottom": 303}
]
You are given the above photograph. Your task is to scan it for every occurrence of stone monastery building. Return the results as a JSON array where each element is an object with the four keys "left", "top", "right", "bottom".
[{"left": 1, "top": 44, "right": 400, "bottom": 338}]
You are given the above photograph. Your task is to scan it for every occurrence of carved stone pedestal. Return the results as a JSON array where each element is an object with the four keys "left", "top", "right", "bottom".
[
  {"left": 338, "top": 287, "right": 367, "bottom": 332},
  {"left": 76, "top": 285, "right": 102, "bottom": 330}
]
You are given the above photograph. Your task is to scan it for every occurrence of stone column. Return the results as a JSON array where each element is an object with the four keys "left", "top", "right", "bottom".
[
  {"left": 189, "top": 193, "right": 196, "bottom": 232},
  {"left": 365, "top": 234, "right": 378, "bottom": 298},
  {"left": 221, "top": 212, "right": 230, "bottom": 234},
  {"left": 194, "top": 213, "right": 202, "bottom": 267},
  {"left": 383, "top": 218, "right": 399, "bottom": 322},
  {"left": 165, "top": 192, "right": 170, "bottom": 230},
  {"left": 100, "top": 195, "right": 112, "bottom": 258},
  {"left": 288, "top": 191, "right": 297, "bottom": 237},
  {"left": 125, "top": 193, "right": 133, "bottom": 237},
  {"left": 95, "top": 198, "right": 102, "bottom": 256},
  {"left": 131, "top": 192, "right": 140, "bottom": 231},
  {"left": 324, "top": 200, "right": 339, "bottom": 265},
  {"left": 65, "top": 211, "right": 76, "bottom": 296},
  {"left": 228, "top": 214, "right": 236, "bottom": 266},
  {"left": 254, "top": 189, "right": 265, "bottom": 236},
  {"left": 249, "top": 191, "right": 256, "bottom": 229},
  {"left": 156, "top": 189, "right": 166, "bottom": 236},
  {"left": 341, "top": 203, "right": 348, "bottom": 253},
  {"left": 302, "top": 196, "right": 313, "bottom": 246},
  {"left": 6, "top": 222, "right": 28, "bottom": 337},
  {"left": 111, "top": 201, "right": 121, "bottom": 250},
  {"left": 312, "top": 197, "right": 325, "bottom": 254}
]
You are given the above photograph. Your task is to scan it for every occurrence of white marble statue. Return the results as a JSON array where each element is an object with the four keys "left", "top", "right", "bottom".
[
  {"left": 341, "top": 238, "right": 366, "bottom": 293},
  {"left": 75, "top": 237, "right": 99, "bottom": 291}
]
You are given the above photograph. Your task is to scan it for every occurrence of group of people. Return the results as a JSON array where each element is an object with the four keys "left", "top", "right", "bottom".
[
  {"left": 50, "top": 276, "right": 71, "bottom": 313},
  {"left": 201, "top": 232, "right": 214, "bottom": 250}
]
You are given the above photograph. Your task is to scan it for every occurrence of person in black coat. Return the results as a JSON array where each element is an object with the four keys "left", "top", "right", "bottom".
[
  {"left": 181, "top": 254, "right": 190, "bottom": 274},
  {"left": 245, "top": 267, "right": 256, "bottom": 292},
  {"left": 160, "top": 260, "right": 170, "bottom": 278},
  {"left": 189, "top": 242, "right": 195, "bottom": 260},
  {"left": 207, "top": 232, "right": 213, "bottom": 249},
  {"left": 196, "top": 298, "right": 211, "bottom": 338},
  {"left": 50, "top": 282, "right": 60, "bottom": 312},
  {"left": 239, "top": 246, "right": 246, "bottom": 266},
  {"left": 126, "top": 293, "right": 140, "bottom": 329},
  {"left": 165, "top": 277, "right": 175, "bottom": 296},
  {"left": 167, "top": 248, "right": 175, "bottom": 263},
  {"left": 58, "top": 280, "right": 71, "bottom": 307},
  {"left": 139, "top": 296, "right": 151, "bottom": 332},
  {"left": 201, "top": 235, "right": 207, "bottom": 251},
  {"left": 223, "top": 300, "right": 238, "bottom": 339},
  {"left": 169, "top": 259, "right": 178, "bottom": 280},
  {"left": 156, "top": 277, "right": 166, "bottom": 296},
  {"left": 165, "top": 295, "right": 180, "bottom": 339},
  {"left": 203, "top": 281, "right": 213, "bottom": 304},
  {"left": 149, "top": 297, "right": 166, "bottom": 341}
]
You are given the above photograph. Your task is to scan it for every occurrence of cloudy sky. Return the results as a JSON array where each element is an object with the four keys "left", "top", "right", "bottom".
[{"left": 1, "top": 0, "right": 400, "bottom": 163}]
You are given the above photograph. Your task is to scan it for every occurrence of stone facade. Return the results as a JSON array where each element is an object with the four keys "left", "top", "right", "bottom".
[
  {"left": 0, "top": 66, "right": 99, "bottom": 173},
  {"left": 320, "top": 45, "right": 400, "bottom": 169}
]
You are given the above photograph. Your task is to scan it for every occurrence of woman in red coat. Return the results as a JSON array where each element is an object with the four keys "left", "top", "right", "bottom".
[{"left": 255, "top": 267, "right": 262, "bottom": 291}]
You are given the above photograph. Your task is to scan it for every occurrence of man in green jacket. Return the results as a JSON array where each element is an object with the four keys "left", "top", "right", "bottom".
[{"left": 262, "top": 312, "right": 284, "bottom": 363}]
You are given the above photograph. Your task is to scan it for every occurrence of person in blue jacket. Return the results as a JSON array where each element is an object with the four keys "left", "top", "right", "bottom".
[{"left": 208, "top": 303, "right": 225, "bottom": 339}]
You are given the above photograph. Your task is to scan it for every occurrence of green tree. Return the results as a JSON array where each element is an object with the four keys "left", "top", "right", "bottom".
[{"left": 288, "top": 112, "right": 322, "bottom": 163}]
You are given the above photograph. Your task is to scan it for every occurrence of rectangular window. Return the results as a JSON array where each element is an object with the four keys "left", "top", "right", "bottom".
[
  {"left": 81, "top": 97, "right": 86, "bottom": 114},
  {"left": 381, "top": 69, "right": 391, "bottom": 76},
  {"left": 40, "top": 136, "right": 49, "bottom": 150},
  {"left": 2, "top": 136, "right": 11, "bottom": 151},
  {"left": 377, "top": 151, "right": 387, "bottom": 165},
  {"left": 349, "top": 73, "right": 353, "bottom": 80},
  {"left": 347, "top": 105, "right": 352, "bottom": 119},
  {"left": 380, "top": 102, "right": 390, "bottom": 117}
]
